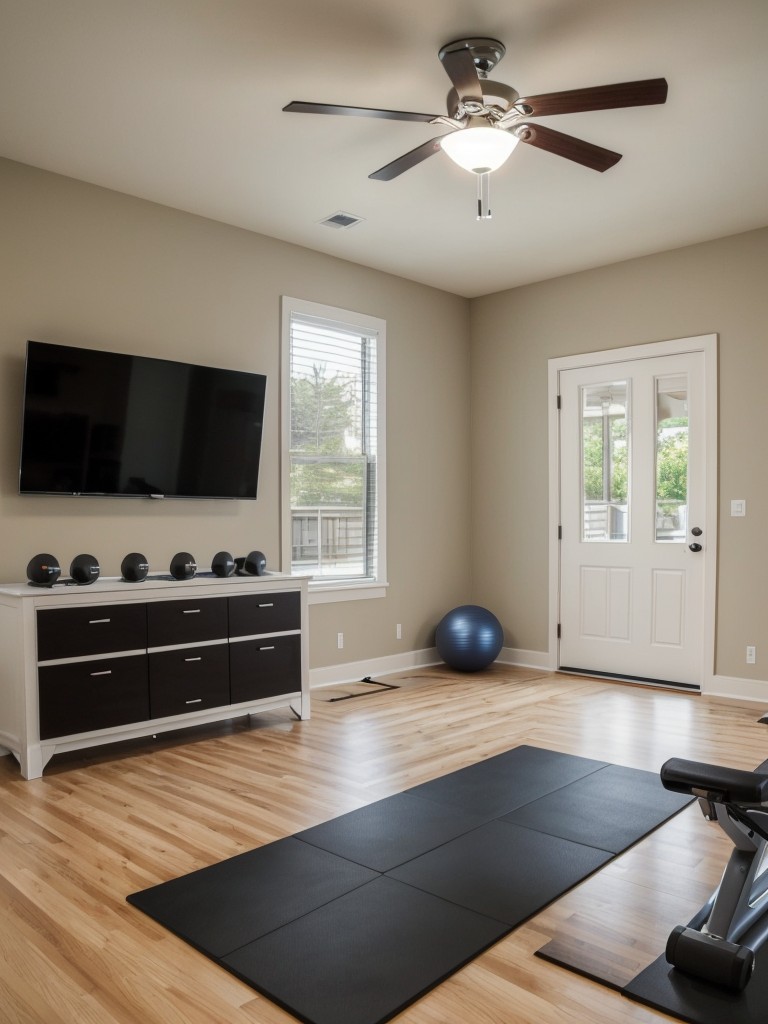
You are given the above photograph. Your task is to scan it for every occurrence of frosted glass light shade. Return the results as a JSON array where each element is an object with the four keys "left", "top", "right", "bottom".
[{"left": 440, "top": 126, "right": 519, "bottom": 174}]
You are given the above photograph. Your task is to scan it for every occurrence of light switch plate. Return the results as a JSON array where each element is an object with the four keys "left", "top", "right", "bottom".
[{"left": 731, "top": 499, "right": 746, "bottom": 517}]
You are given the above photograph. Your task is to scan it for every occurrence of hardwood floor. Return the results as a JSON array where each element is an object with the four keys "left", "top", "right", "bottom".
[{"left": 1, "top": 665, "right": 766, "bottom": 1023}]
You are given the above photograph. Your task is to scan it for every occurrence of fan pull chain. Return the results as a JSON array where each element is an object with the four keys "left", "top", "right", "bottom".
[{"left": 477, "top": 171, "right": 492, "bottom": 219}]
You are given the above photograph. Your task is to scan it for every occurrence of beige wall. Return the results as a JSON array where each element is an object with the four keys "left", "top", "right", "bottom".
[
  {"left": 470, "top": 227, "right": 768, "bottom": 682},
  {"left": 0, "top": 158, "right": 471, "bottom": 670},
  {"left": 5, "top": 155, "right": 767, "bottom": 685}
]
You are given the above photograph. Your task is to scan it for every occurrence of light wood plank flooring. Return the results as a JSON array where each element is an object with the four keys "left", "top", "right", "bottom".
[{"left": 1, "top": 665, "right": 766, "bottom": 1023}]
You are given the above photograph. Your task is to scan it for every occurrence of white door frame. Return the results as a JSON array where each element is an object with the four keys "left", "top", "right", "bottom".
[{"left": 547, "top": 334, "right": 718, "bottom": 690}]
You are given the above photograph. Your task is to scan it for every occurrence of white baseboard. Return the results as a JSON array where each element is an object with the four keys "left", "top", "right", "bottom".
[
  {"left": 705, "top": 674, "right": 768, "bottom": 704},
  {"left": 496, "top": 646, "right": 553, "bottom": 671},
  {"left": 310, "top": 651, "right": 768, "bottom": 707},
  {"left": 310, "top": 648, "right": 441, "bottom": 689},
  {"left": 309, "top": 645, "right": 552, "bottom": 689}
]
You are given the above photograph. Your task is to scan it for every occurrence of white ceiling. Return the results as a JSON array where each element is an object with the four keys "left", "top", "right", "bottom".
[{"left": 1, "top": 0, "right": 767, "bottom": 298}]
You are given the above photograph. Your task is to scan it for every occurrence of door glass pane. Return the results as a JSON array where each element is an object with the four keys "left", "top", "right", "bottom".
[
  {"left": 581, "top": 380, "right": 629, "bottom": 542},
  {"left": 655, "top": 374, "right": 688, "bottom": 542}
]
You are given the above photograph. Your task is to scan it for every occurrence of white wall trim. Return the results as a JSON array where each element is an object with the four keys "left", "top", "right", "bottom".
[
  {"left": 310, "top": 654, "right": 768, "bottom": 706},
  {"left": 310, "top": 648, "right": 441, "bottom": 689},
  {"left": 705, "top": 674, "right": 768, "bottom": 704},
  {"left": 309, "top": 645, "right": 552, "bottom": 688},
  {"left": 308, "top": 582, "right": 388, "bottom": 604},
  {"left": 496, "top": 646, "right": 552, "bottom": 671}
]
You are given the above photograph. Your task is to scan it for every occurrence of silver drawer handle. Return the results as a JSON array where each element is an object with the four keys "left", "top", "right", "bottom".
[
  {"left": 184, "top": 656, "right": 202, "bottom": 662},
  {"left": 258, "top": 603, "right": 274, "bottom": 608},
  {"left": 185, "top": 698, "right": 202, "bottom": 705},
  {"left": 260, "top": 646, "right": 276, "bottom": 651},
  {"left": 90, "top": 669, "right": 112, "bottom": 677},
  {"left": 89, "top": 618, "right": 111, "bottom": 624},
  {"left": 182, "top": 609, "right": 201, "bottom": 614}
]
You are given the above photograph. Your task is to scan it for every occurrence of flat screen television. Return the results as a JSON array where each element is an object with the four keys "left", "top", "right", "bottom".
[{"left": 19, "top": 340, "right": 267, "bottom": 499}]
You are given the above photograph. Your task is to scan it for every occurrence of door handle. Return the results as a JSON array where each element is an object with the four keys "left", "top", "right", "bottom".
[
  {"left": 689, "top": 542, "right": 702, "bottom": 552},
  {"left": 691, "top": 527, "right": 703, "bottom": 537}
]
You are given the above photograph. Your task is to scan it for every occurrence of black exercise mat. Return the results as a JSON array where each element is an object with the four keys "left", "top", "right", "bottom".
[
  {"left": 624, "top": 944, "right": 768, "bottom": 1024},
  {"left": 128, "top": 745, "right": 692, "bottom": 1024},
  {"left": 387, "top": 818, "right": 612, "bottom": 924},
  {"left": 502, "top": 763, "right": 692, "bottom": 854},
  {"left": 297, "top": 791, "right": 489, "bottom": 871},
  {"left": 222, "top": 876, "right": 509, "bottom": 1024},
  {"left": 126, "top": 837, "right": 378, "bottom": 957},
  {"left": 404, "top": 744, "right": 608, "bottom": 819}
]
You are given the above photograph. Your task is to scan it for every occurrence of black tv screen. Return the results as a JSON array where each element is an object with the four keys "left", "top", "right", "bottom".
[{"left": 19, "top": 341, "right": 267, "bottom": 499}]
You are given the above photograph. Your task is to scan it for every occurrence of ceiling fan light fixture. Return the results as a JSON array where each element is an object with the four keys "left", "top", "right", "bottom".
[{"left": 440, "top": 126, "right": 519, "bottom": 174}]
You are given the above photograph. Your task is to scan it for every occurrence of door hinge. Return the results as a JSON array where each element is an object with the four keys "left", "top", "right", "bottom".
[
  {"left": 558, "top": 524, "right": 562, "bottom": 540},
  {"left": 557, "top": 623, "right": 562, "bottom": 639},
  {"left": 556, "top": 394, "right": 561, "bottom": 410}
]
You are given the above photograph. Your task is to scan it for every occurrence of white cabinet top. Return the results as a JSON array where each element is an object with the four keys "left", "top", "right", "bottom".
[{"left": 0, "top": 571, "right": 309, "bottom": 604}]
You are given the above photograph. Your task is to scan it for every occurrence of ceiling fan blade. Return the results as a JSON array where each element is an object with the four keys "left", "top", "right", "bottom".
[
  {"left": 283, "top": 101, "right": 438, "bottom": 123},
  {"left": 515, "top": 123, "right": 622, "bottom": 172},
  {"left": 516, "top": 78, "right": 668, "bottom": 117},
  {"left": 439, "top": 47, "right": 484, "bottom": 105},
  {"left": 368, "top": 137, "right": 445, "bottom": 181}
]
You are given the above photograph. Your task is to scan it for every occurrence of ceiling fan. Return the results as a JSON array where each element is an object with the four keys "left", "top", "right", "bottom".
[{"left": 284, "top": 37, "right": 668, "bottom": 218}]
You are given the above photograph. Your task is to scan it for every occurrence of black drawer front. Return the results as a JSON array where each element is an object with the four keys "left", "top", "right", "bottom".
[
  {"left": 149, "top": 643, "right": 229, "bottom": 718},
  {"left": 230, "top": 634, "right": 301, "bottom": 704},
  {"left": 147, "top": 597, "right": 228, "bottom": 648},
  {"left": 38, "top": 654, "right": 149, "bottom": 739},
  {"left": 37, "top": 603, "right": 147, "bottom": 662},
  {"left": 228, "top": 592, "right": 300, "bottom": 638}
]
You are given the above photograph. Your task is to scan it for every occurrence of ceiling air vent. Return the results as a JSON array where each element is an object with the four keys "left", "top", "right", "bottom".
[{"left": 320, "top": 211, "right": 364, "bottom": 229}]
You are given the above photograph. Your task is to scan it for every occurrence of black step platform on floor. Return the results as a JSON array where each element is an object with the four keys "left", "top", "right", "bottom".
[
  {"left": 127, "top": 745, "right": 691, "bottom": 1024},
  {"left": 624, "top": 942, "right": 768, "bottom": 1024}
]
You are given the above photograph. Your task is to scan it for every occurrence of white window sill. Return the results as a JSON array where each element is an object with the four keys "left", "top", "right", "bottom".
[{"left": 307, "top": 580, "right": 389, "bottom": 604}]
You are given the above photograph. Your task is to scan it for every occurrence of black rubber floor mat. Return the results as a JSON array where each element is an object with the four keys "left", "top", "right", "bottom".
[{"left": 128, "top": 745, "right": 691, "bottom": 1024}]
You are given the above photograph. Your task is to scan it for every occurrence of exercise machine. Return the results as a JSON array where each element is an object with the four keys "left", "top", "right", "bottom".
[{"left": 660, "top": 757, "right": 768, "bottom": 991}]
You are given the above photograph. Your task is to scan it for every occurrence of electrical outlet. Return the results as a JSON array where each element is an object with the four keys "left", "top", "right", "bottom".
[
  {"left": 396, "top": 623, "right": 402, "bottom": 640},
  {"left": 337, "top": 632, "right": 344, "bottom": 650},
  {"left": 747, "top": 645, "right": 756, "bottom": 664}
]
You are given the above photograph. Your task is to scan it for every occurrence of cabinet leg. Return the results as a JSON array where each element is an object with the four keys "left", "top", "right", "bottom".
[
  {"left": 20, "top": 743, "right": 44, "bottom": 781},
  {"left": 290, "top": 697, "right": 311, "bottom": 721}
]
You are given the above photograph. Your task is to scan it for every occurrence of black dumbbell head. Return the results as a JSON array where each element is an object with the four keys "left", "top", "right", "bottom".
[
  {"left": 211, "top": 551, "right": 235, "bottom": 577},
  {"left": 170, "top": 551, "right": 197, "bottom": 580},
  {"left": 236, "top": 550, "right": 266, "bottom": 576},
  {"left": 121, "top": 552, "right": 149, "bottom": 582},
  {"left": 70, "top": 553, "right": 100, "bottom": 585},
  {"left": 26, "top": 553, "right": 61, "bottom": 586}
]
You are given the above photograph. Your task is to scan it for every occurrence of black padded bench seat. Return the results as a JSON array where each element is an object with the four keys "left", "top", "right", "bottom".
[{"left": 661, "top": 757, "right": 768, "bottom": 805}]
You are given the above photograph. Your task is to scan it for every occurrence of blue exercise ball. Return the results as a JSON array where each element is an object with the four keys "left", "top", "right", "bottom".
[{"left": 435, "top": 605, "right": 504, "bottom": 672}]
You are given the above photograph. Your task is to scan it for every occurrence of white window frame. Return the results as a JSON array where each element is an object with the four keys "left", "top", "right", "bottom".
[{"left": 280, "top": 296, "right": 387, "bottom": 603}]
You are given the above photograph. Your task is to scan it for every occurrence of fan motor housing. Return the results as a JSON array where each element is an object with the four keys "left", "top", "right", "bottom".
[
  {"left": 447, "top": 80, "right": 519, "bottom": 120},
  {"left": 438, "top": 37, "right": 506, "bottom": 77}
]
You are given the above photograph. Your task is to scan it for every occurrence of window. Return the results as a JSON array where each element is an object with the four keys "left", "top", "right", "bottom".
[
  {"left": 281, "top": 297, "right": 386, "bottom": 599},
  {"left": 580, "top": 380, "right": 629, "bottom": 542},
  {"left": 655, "top": 374, "right": 689, "bottom": 542}
]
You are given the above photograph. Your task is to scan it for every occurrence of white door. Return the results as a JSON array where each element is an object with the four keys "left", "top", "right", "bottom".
[{"left": 557, "top": 347, "right": 711, "bottom": 687}]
